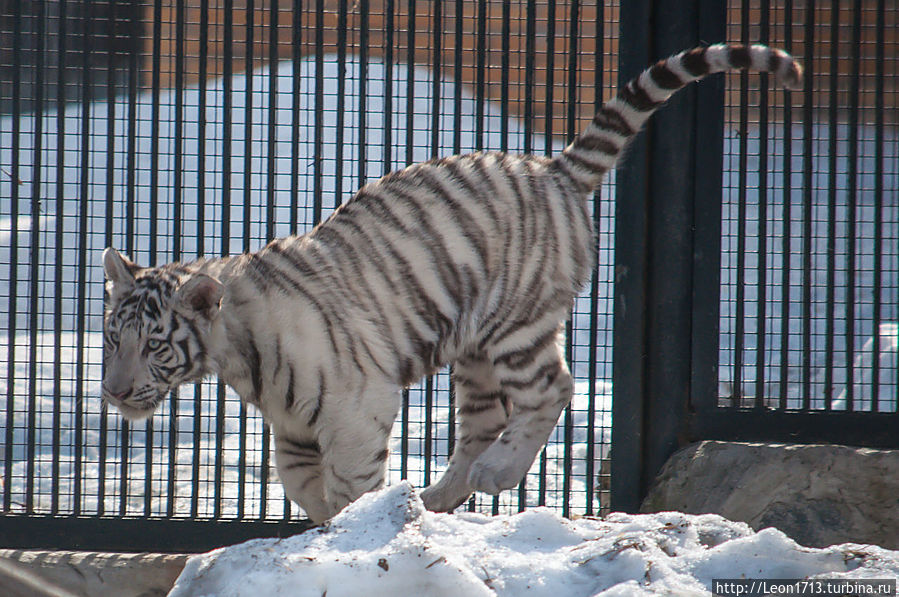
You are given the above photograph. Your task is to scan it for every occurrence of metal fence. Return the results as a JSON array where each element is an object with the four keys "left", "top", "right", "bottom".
[
  {"left": 1, "top": 0, "right": 618, "bottom": 551},
  {"left": 718, "top": 0, "right": 898, "bottom": 414},
  {"left": 611, "top": 0, "right": 899, "bottom": 512},
  {"left": 2, "top": 0, "right": 897, "bottom": 552}
]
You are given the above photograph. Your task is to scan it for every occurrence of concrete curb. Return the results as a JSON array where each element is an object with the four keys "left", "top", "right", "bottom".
[{"left": 0, "top": 549, "right": 191, "bottom": 597}]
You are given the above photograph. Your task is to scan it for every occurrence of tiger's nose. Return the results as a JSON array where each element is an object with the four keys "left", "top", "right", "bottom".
[{"left": 112, "top": 388, "right": 133, "bottom": 401}]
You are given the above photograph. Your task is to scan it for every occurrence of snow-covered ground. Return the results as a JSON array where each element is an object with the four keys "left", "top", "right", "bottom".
[{"left": 169, "top": 483, "right": 899, "bottom": 597}]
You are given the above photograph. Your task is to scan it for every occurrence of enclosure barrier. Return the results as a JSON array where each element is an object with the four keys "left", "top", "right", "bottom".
[{"left": 1, "top": 0, "right": 897, "bottom": 551}]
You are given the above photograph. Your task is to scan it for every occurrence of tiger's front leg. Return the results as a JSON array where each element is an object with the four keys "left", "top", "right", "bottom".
[
  {"left": 273, "top": 433, "right": 331, "bottom": 523},
  {"left": 316, "top": 382, "right": 401, "bottom": 520}
]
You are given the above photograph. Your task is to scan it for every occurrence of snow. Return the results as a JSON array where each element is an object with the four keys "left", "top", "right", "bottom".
[{"left": 168, "top": 483, "right": 899, "bottom": 597}]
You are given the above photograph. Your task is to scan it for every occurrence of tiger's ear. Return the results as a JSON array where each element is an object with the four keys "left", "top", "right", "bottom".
[
  {"left": 103, "top": 247, "right": 139, "bottom": 298},
  {"left": 175, "top": 274, "right": 224, "bottom": 321}
]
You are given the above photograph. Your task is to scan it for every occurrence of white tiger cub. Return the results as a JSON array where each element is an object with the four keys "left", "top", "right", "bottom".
[{"left": 102, "top": 44, "right": 801, "bottom": 523}]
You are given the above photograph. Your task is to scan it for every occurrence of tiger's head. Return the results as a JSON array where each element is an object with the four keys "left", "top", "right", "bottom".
[{"left": 102, "top": 248, "right": 224, "bottom": 420}]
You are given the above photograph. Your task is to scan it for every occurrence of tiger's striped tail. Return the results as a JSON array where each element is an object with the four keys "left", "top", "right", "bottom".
[{"left": 553, "top": 43, "right": 803, "bottom": 192}]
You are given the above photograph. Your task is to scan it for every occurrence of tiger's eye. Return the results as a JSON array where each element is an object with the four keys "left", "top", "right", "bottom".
[
  {"left": 147, "top": 338, "right": 162, "bottom": 351},
  {"left": 109, "top": 331, "right": 120, "bottom": 344}
]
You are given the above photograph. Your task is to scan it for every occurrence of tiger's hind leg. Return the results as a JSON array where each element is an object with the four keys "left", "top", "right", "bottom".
[
  {"left": 467, "top": 321, "right": 573, "bottom": 496},
  {"left": 421, "top": 352, "right": 510, "bottom": 512}
]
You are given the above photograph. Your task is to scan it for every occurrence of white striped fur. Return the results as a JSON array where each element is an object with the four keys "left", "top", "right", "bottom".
[{"left": 102, "top": 44, "right": 801, "bottom": 523}]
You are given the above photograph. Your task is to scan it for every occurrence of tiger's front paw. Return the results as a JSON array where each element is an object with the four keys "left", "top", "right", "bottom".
[
  {"left": 467, "top": 446, "right": 530, "bottom": 495},
  {"left": 420, "top": 484, "right": 471, "bottom": 513}
]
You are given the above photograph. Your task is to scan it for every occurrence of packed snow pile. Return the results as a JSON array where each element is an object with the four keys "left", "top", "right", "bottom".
[{"left": 169, "top": 483, "right": 899, "bottom": 597}]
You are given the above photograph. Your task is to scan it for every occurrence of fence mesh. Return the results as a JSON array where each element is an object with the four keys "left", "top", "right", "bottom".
[
  {"left": 720, "top": 0, "right": 899, "bottom": 411},
  {"left": 1, "top": 0, "right": 618, "bottom": 522}
]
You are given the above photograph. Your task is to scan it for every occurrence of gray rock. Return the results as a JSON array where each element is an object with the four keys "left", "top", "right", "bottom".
[
  {"left": 641, "top": 440, "right": 899, "bottom": 549},
  {"left": 0, "top": 550, "right": 190, "bottom": 597}
]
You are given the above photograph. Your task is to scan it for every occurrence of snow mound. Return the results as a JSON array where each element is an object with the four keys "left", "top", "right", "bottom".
[{"left": 168, "top": 483, "right": 899, "bottom": 597}]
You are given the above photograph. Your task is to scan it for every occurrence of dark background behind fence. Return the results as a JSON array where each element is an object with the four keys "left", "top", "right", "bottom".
[{"left": 1, "top": 0, "right": 897, "bottom": 552}]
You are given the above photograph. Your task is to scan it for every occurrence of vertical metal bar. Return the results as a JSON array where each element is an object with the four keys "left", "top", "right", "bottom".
[
  {"left": 523, "top": 0, "right": 535, "bottom": 157},
  {"left": 312, "top": 0, "right": 324, "bottom": 225},
  {"left": 216, "top": 0, "right": 236, "bottom": 519},
  {"left": 243, "top": 0, "right": 255, "bottom": 254},
  {"left": 844, "top": 0, "right": 862, "bottom": 412},
  {"left": 98, "top": 0, "right": 119, "bottom": 516},
  {"left": 266, "top": 0, "right": 279, "bottom": 244},
  {"left": 430, "top": 0, "right": 442, "bottom": 159},
  {"left": 800, "top": 0, "right": 815, "bottom": 410},
  {"left": 613, "top": 0, "right": 651, "bottom": 517},
  {"left": 497, "top": 0, "right": 511, "bottom": 515},
  {"left": 75, "top": 0, "right": 94, "bottom": 516},
  {"left": 383, "top": 0, "right": 394, "bottom": 175},
  {"left": 400, "top": 0, "right": 417, "bottom": 482},
  {"left": 732, "top": 7, "right": 749, "bottom": 407},
  {"left": 452, "top": 0, "right": 462, "bottom": 157},
  {"left": 823, "top": 0, "right": 839, "bottom": 410},
  {"left": 213, "top": 384, "right": 225, "bottom": 518},
  {"left": 333, "top": 0, "right": 347, "bottom": 216},
  {"left": 261, "top": 0, "right": 280, "bottom": 520},
  {"left": 25, "top": 0, "right": 47, "bottom": 514},
  {"left": 565, "top": 0, "right": 579, "bottom": 143},
  {"left": 125, "top": 1, "right": 138, "bottom": 257},
  {"left": 290, "top": 0, "right": 302, "bottom": 235},
  {"left": 3, "top": 0, "right": 22, "bottom": 514},
  {"left": 544, "top": 0, "right": 556, "bottom": 158},
  {"left": 400, "top": 390, "right": 409, "bottom": 480},
  {"left": 499, "top": 0, "right": 509, "bottom": 153},
  {"left": 51, "top": 0, "right": 69, "bottom": 515},
  {"left": 644, "top": 0, "right": 707, "bottom": 500},
  {"left": 149, "top": 0, "right": 162, "bottom": 265},
  {"left": 562, "top": 0, "right": 581, "bottom": 519},
  {"left": 192, "top": 382, "right": 202, "bottom": 518},
  {"left": 871, "top": 0, "right": 885, "bottom": 411},
  {"left": 428, "top": 0, "right": 442, "bottom": 497},
  {"left": 584, "top": 0, "right": 604, "bottom": 517},
  {"left": 144, "top": 0, "right": 165, "bottom": 517},
  {"left": 405, "top": 0, "right": 416, "bottom": 167},
  {"left": 192, "top": 0, "right": 210, "bottom": 519},
  {"left": 474, "top": 0, "right": 486, "bottom": 152},
  {"left": 469, "top": 0, "right": 485, "bottom": 504},
  {"left": 779, "top": 0, "right": 794, "bottom": 410},
  {"left": 198, "top": 0, "right": 209, "bottom": 256},
  {"left": 614, "top": 0, "right": 727, "bottom": 512},
  {"left": 238, "top": 0, "right": 256, "bottom": 519},
  {"left": 117, "top": 0, "right": 142, "bottom": 516},
  {"left": 754, "top": 1, "right": 770, "bottom": 408},
  {"left": 448, "top": 0, "right": 462, "bottom": 468},
  {"left": 357, "top": 0, "right": 369, "bottom": 189},
  {"left": 222, "top": 0, "right": 233, "bottom": 254},
  {"left": 424, "top": 379, "right": 433, "bottom": 485},
  {"left": 691, "top": 0, "right": 727, "bottom": 421},
  {"left": 539, "top": 0, "right": 556, "bottom": 508},
  {"left": 169, "top": 0, "right": 187, "bottom": 519},
  {"left": 174, "top": 0, "right": 185, "bottom": 262},
  {"left": 518, "top": 0, "right": 536, "bottom": 513}
]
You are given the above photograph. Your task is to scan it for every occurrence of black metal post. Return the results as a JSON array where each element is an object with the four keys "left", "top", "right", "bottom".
[{"left": 611, "top": 0, "right": 726, "bottom": 513}]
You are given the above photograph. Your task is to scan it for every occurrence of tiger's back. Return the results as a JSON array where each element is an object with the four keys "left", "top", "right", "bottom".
[{"left": 246, "top": 151, "right": 592, "bottom": 386}]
